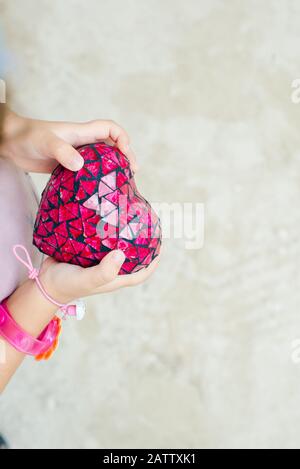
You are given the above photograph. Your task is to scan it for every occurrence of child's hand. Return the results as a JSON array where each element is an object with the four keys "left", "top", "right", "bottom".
[
  {"left": 41, "top": 249, "right": 160, "bottom": 304},
  {"left": 1, "top": 250, "right": 160, "bottom": 391},
  {"left": 0, "top": 109, "right": 138, "bottom": 173}
]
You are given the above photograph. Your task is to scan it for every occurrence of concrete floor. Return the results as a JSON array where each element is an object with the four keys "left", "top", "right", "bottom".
[{"left": 1, "top": 0, "right": 300, "bottom": 448}]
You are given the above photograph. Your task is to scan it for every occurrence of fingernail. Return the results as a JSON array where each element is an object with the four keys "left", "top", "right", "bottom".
[
  {"left": 70, "top": 156, "right": 84, "bottom": 171},
  {"left": 113, "top": 250, "right": 125, "bottom": 264}
]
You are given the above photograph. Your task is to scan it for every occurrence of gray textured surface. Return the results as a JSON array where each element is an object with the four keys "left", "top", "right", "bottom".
[{"left": 1, "top": 0, "right": 300, "bottom": 449}]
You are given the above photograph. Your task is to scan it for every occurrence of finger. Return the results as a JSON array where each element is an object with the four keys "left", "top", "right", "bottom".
[
  {"left": 65, "top": 120, "right": 138, "bottom": 172},
  {"left": 46, "top": 135, "right": 84, "bottom": 171},
  {"left": 121, "top": 254, "right": 160, "bottom": 287},
  {"left": 81, "top": 250, "right": 126, "bottom": 289},
  {"left": 102, "top": 137, "right": 138, "bottom": 172},
  {"left": 119, "top": 144, "right": 138, "bottom": 173},
  {"left": 94, "top": 254, "right": 161, "bottom": 294},
  {"left": 108, "top": 122, "right": 138, "bottom": 172}
]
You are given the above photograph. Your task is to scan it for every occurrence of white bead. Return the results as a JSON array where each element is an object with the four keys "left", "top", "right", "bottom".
[{"left": 74, "top": 299, "right": 86, "bottom": 321}]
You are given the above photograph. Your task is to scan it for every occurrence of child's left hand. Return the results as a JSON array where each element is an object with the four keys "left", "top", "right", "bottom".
[{"left": 0, "top": 109, "right": 138, "bottom": 173}]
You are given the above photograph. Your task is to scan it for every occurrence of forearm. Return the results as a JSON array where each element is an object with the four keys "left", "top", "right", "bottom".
[
  {"left": 0, "top": 107, "right": 16, "bottom": 138},
  {"left": 0, "top": 279, "right": 57, "bottom": 393}
]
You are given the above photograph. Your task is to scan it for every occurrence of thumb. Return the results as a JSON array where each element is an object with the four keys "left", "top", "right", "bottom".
[
  {"left": 83, "top": 250, "right": 126, "bottom": 288},
  {"left": 47, "top": 134, "right": 84, "bottom": 171}
]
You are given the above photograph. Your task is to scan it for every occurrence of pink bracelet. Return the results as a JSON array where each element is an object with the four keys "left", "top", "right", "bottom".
[
  {"left": 0, "top": 301, "right": 62, "bottom": 360},
  {"left": 13, "top": 245, "right": 86, "bottom": 321},
  {"left": 0, "top": 245, "right": 85, "bottom": 361}
]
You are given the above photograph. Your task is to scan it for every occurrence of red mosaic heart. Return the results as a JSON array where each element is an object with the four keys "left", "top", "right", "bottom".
[{"left": 33, "top": 143, "right": 162, "bottom": 274}]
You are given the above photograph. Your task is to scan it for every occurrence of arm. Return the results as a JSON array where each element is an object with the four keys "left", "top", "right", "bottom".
[
  {"left": 0, "top": 276, "right": 57, "bottom": 390},
  {"left": 0, "top": 246, "right": 160, "bottom": 393},
  {"left": 0, "top": 108, "right": 158, "bottom": 392}
]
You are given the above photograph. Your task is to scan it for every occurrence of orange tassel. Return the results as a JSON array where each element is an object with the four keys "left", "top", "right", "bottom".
[{"left": 35, "top": 317, "right": 62, "bottom": 361}]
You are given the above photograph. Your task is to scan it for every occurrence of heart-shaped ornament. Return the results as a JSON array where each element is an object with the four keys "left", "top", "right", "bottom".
[{"left": 33, "top": 143, "right": 161, "bottom": 275}]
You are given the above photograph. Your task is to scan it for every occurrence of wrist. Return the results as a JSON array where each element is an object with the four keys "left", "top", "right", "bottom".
[
  {"left": 0, "top": 109, "right": 28, "bottom": 158},
  {"left": 41, "top": 265, "right": 75, "bottom": 305},
  {"left": 6, "top": 278, "right": 57, "bottom": 338}
]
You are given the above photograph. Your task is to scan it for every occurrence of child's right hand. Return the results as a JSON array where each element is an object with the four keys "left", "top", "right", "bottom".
[
  {"left": 40, "top": 249, "right": 161, "bottom": 305},
  {"left": 0, "top": 109, "right": 138, "bottom": 173}
]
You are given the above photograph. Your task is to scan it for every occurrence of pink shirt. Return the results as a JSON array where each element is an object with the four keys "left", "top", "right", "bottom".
[{"left": 0, "top": 158, "right": 42, "bottom": 301}]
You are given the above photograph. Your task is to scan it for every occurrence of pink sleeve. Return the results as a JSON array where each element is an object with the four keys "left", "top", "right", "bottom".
[{"left": 0, "top": 159, "right": 42, "bottom": 301}]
